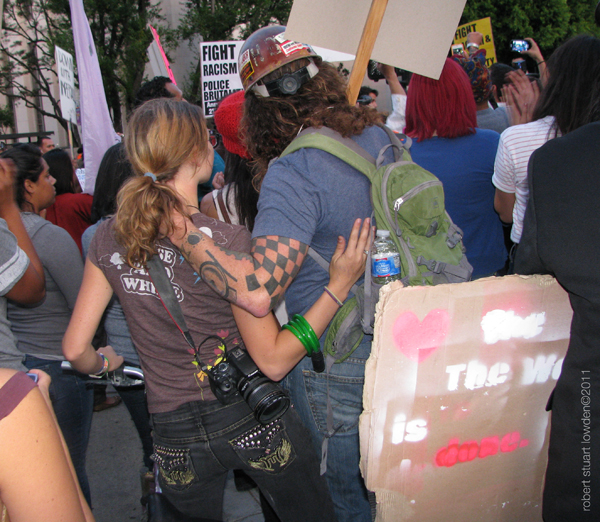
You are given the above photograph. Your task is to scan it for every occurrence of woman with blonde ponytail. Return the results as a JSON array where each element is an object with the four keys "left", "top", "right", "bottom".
[{"left": 63, "top": 98, "right": 370, "bottom": 520}]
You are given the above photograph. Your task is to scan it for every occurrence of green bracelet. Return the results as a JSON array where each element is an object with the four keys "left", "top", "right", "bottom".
[
  {"left": 282, "top": 322, "right": 314, "bottom": 356},
  {"left": 291, "top": 315, "right": 321, "bottom": 355}
]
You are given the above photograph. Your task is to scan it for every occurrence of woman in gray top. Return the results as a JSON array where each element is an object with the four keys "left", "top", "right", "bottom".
[{"left": 1, "top": 144, "right": 93, "bottom": 506}]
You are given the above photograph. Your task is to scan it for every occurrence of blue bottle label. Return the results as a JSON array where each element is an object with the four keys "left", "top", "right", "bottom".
[{"left": 372, "top": 254, "right": 400, "bottom": 277}]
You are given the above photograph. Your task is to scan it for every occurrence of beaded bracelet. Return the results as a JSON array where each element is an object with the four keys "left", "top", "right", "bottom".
[{"left": 90, "top": 353, "right": 110, "bottom": 377}]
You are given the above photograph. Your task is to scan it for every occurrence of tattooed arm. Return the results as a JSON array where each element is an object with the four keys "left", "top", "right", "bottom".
[{"left": 173, "top": 219, "right": 308, "bottom": 317}]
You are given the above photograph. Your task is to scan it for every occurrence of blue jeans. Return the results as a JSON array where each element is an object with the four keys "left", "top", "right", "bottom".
[
  {"left": 23, "top": 355, "right": 94, "bottom": 506},
  {"left": 114, "top": 385, "right": 153, "bottom": 470},
  {"left": 150, "top": 396, "right": 337, "bottom": 521},
  {"left": 283, "top": 337, "right": 373, "bottom": 522}
]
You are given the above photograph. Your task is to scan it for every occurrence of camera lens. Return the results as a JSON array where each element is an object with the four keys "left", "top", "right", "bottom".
[{"left": 243, "top": 380, "right": 290, "bottom": 424}]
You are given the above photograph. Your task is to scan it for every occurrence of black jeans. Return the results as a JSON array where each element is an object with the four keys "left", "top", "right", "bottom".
[{"left": 150, "top": 397, "right": 337, "bottom": 521}]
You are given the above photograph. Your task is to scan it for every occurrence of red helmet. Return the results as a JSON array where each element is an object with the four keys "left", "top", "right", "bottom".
[{"left": 239, "top": 25, "right": 321, "bottom": 97}]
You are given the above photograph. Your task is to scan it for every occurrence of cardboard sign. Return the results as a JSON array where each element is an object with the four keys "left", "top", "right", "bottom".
[
  {"left": 453, "top": 17, "right": 497, "bottom": 68},
  {"left": 200, "top": 41, "right": 245, "bottom": 117},
  {"left": 285, "top": 0, "right": 468, "bottom": 80},
  {"left": 55, "top": 46, "right": 77, "bottom": 124},
  {"left": 360, "top": 275, "right": 572, "bottom": 521}
]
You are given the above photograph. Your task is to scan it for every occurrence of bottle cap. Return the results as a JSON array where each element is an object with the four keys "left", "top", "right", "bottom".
[{"left": 376, "top": 230, "right": 391, "bottom": 237}]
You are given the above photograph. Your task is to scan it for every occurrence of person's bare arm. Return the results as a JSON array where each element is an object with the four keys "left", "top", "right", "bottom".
[
  {"left": 171, "top": 212, "right": 309, "bottom": 316},
  {"left": 0, "top": 369, "right": 94, "bottom": 521},
  {"left": 379, "top": 64, "right": 406, "bottom": 96},
  {"left": 466, "top": 31, "right": 484, "bottom": 56},
  {"left": 494, "top": 189, "right": 516, "bottom": 223},
  {"left": 63, "top": 259, "right": 124, "bottom": 373},
  {"left": 522, "top": 38, "right": 547, "bottom": 85},
  {"left": 0, "top": 159, "right": 45, "bottom": 304},
  {"left": 232, "top": 218, "right": 371, "bottom": 380}
]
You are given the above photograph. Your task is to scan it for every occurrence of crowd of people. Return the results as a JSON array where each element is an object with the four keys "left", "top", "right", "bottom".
[{"left": 0, "top": 19, "right": 599, "bottom": 522}]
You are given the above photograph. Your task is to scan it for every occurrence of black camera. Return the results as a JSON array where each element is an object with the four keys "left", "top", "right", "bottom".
[
  {"left": 367, "top": 60, "right": 408, "bottom": 83},
  {"left": 207, "top": 347, "right": 290, "bottom": 424}
]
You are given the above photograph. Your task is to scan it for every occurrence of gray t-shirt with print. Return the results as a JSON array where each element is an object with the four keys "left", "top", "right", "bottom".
[{"left": 0, "top": 218, "right": 29, "bottom": 371}]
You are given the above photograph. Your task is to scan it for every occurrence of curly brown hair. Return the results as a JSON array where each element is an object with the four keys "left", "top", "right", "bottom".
[
  {"left": 114, "top": 99, "right": 209, "bottom": 267},
  {"left": 242, "top": 61, "right": 382, "bottom": 187}
]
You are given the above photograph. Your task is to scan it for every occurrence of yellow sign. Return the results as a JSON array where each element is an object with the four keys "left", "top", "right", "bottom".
[{"left": 453, "top": 17, "right": 497, "bottom": 68}]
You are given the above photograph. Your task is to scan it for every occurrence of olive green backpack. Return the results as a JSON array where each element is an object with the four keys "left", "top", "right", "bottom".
[{"left": 279, "top": 126, "right": 473, "bottom": 362}]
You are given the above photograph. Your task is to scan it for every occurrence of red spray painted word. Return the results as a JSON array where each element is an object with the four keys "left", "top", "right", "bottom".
[{"left": 435, "top": 431, "right": 529, "bottom": 467}]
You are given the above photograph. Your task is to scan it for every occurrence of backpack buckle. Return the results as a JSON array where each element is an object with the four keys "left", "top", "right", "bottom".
[{"left": 417, "top": 256, "right": 447, "bottom": 274}]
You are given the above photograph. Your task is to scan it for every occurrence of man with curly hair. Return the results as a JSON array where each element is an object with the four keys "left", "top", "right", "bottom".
[{"left": 170, "top": 25, "right": 395, "bottom": 522}]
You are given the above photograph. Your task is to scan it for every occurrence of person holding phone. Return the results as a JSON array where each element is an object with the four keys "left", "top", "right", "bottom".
[{"left": 512, "top": 37, "right": 547, "bottom": 83}]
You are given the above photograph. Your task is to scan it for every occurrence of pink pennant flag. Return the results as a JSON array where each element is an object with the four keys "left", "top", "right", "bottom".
[{"left": 149, "top": 25, "right": 176, "bottom": 84}]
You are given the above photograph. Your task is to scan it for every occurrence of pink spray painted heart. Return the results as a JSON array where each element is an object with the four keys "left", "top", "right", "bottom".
[{"left": 392, "top": 309, "right": 450, "bottom": 362}]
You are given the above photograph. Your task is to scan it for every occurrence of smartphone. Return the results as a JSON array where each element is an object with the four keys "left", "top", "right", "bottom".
[
  {"left": 26, "top": 372, "right": 39, "bottom": 383},
  {"left": 451, "top": 43, "right": 464, "bottom": 56},
  {"left": 511, "top": 39, "right": 530, "bottom": 52}
]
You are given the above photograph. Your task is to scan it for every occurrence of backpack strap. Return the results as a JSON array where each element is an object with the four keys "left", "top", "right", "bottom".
[{"left": 280, "top": 127, "right": 377, "bottom": 180}]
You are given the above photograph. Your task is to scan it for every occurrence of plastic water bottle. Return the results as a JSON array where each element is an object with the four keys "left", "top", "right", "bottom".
[{"left": 372, "top": 230, "right": 401, "bottom": 284}]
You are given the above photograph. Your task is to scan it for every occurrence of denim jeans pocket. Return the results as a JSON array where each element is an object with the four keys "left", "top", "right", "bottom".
[
  {"left": 302, "top": 368, "right": 365, "bottom": 435},
  {"left": 152, "top": 443, "right": 199, "bottom": 491},
  {"left": 229, "top": 419, "right": 296, "bottom": 474}
]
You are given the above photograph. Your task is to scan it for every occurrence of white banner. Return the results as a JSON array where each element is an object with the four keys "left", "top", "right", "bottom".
[
  {"left": 69, "top": 0, "right": 121, "bottom": 194},
  {"left": 54, "top": 46, "right": 77, "bottom": 124},
  {"left": 200, "top": 41, "right": 245, "bottom": 117}
]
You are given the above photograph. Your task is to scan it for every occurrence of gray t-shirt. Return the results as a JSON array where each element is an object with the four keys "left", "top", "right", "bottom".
[
  {"left": 0, "top": 219, "right": 29, "bottom": 371},
  {"left": 477, "top": 107, "right": 510, "bottom": 134},
  {"left": 8, "top": 213, "right": 83, "bottom": 359},
  {"left": 252, "top": 125, "right": 394, "bottom": 318}
]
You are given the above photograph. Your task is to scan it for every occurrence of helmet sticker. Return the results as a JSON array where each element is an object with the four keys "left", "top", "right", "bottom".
[
  {"left": 273, "top": 33, "right": 312, "bottom": 57},
  {"left": 239, "top": 50, "right": 254, "bottom": 83}
]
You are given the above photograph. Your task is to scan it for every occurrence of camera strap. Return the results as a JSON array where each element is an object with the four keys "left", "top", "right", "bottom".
[{"left": 146, "top": 254, "right": 202, "bottom": 359}]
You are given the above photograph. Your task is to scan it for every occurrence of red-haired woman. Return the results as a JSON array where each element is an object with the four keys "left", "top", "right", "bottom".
[{"left": 405, "top": 58, "right": 506, "bottom": 278}]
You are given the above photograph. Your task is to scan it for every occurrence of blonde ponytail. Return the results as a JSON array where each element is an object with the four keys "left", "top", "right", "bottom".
[
  {"left": 114, "top": 98, "right": 209, "bottom": 267},
  {"left": 114, "top": 175, "right": 190, "bottom": 267}
]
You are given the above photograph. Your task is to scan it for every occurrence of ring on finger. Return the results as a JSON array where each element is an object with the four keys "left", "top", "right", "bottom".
[{"left": 363, "top": 250, "right": 369, "bottom": 256}]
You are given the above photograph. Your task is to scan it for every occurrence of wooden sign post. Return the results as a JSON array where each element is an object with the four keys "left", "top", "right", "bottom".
[{"left": 346, "top": 0, "right": 388, "bottom": 105}]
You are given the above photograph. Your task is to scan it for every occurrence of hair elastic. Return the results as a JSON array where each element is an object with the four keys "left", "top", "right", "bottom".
[
  {"left": 144, "top": 172, "right": 157, "bottom": 182},
  {"left": 324, "top": 286, "right": 344, "bottom": 307}
]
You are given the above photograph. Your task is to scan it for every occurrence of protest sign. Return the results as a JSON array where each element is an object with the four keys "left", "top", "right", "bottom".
[
  {"left": 55, "top": 46, "right": 77, "bottom": 124},
  {"left": 360, "top": 275, "right": 572, "bottom": 520},
  {"left": 285, "top": 0, "right": 468, "bottom": 81},
  {"left": 453, "top": 17, "right": 497, "bottom": 68},
  {"left": 200, "top": 41, "right": 244, "bottom": 117}
]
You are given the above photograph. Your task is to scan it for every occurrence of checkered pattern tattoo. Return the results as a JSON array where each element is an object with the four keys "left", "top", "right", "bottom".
[{"left": 249, "top": 237, "right": 307, "bottom": 297}]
